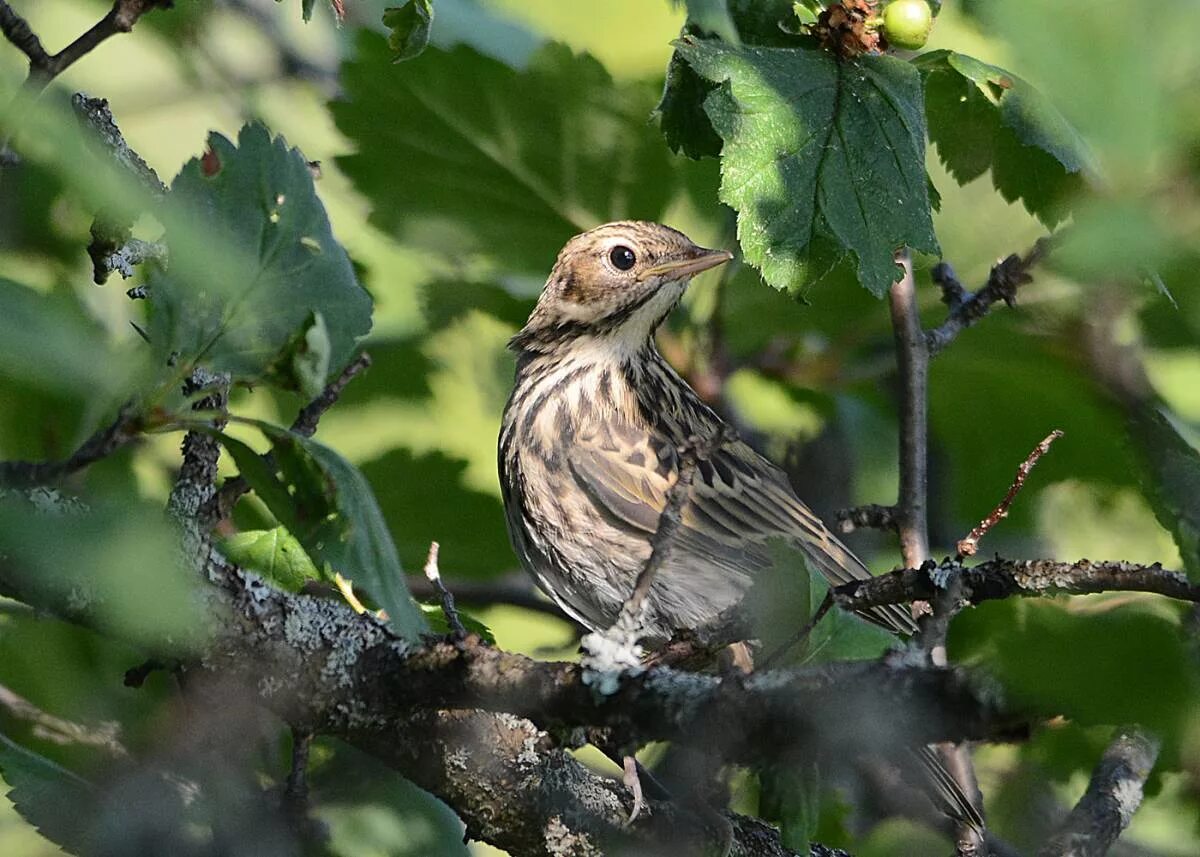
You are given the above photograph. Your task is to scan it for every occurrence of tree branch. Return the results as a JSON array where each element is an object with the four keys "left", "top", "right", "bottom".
[
  {"left": 890, "top": 251, "right": 985, "bottom": 850},
  {"left": 0, "top": 1, "right": 168, "bottom": 95},
  {"left": 927, "top": 238, "right": 1052, "bottom": 358},
  {"left": 0, "top": 405, "right": 141, "bottom": 488},
  {"left": 832, "top": 557, "right": 1200, "bottom": 612},
  {"left": 1037, "top": 728, "right": 1160, "bottom": 857}
]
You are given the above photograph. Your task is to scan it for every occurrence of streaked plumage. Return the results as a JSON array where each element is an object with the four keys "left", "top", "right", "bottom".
[
  {"left": 498, "top": 221, "right": 983, "bottom": 833},
  {"left": 499, "top": 221, "right": 914, "bottom": 641}
]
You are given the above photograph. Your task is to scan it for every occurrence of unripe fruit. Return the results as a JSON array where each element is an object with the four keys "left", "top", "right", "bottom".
[{"left": 883, "top": 0, "right": 933, "bottom": 50}]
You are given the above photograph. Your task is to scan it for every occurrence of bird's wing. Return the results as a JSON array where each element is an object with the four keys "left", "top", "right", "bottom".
[{"left": 567, "top": 432, "right": 916, "bottom": 635}]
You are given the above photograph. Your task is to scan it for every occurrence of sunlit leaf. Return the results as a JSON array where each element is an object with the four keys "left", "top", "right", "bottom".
[
  {"left": 676, "top": 37, "right": 938, "bottom": 297},
  {"left": 219, "top": 527, "right": 322, "bottom": 592},
  {"left": 916, "top": 50, "right": 1092, "bottom": 227},
  {"left": 148, "top": 123, "right": 372, "bottom": 385}
]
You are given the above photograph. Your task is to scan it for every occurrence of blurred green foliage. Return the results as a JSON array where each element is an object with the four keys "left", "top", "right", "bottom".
[{"left": 1, "top": 1, "right": 1199, "bottom": 855}]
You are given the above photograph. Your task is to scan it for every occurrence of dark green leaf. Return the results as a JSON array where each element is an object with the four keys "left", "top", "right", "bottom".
[
  {"left": 420, "top": 279, "right": 532, "bottom": 331},
  {"left": 359, "top": 448, "right": 514, "bottom": 578},
  {"left": 384, "top": 1, "right": 434, "bottom": 62},
  {"left": 677, "top": 37, "right": 939, "bottom": 297},
  {"left": 301, "top": 0, "right": 317, "bottom": 22},
  {"left": 148, "top": 123, "right": 372, "bottom": 385},
  {"left": 1127, "top": 407, "right": 1200, "bottom": 581},
  {"left": 216, "top": 424, "right": 428, "bottom": 639},
  {"left": 219, "top": 527, "right": 322, "bottom": 592},
  {"left": 759, "top": 763, "right": 820, "bottom": 853},
  {"left": 915, "top": 50, "right": 1092, "bottom": 227},
  {"left": 0, "top": 732, "right": 95, "bottom": 853},
  {"left": 950, "top": 600, "right": 1197, "bottom": 738},
  {"left": 333, "top": 37, "right": 678, "bottom": 275}
]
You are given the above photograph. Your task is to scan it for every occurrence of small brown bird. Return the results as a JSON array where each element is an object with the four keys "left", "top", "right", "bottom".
[
  {"left": 498, "top": 221, "right": 984, "bottom": 834},
  {"left": 498, "top": 220, "right": 914, "bottom": 641}
]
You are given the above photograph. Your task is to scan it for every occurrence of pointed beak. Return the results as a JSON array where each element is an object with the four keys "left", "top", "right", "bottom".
[{"left": 637, "top": 247, "right": 733, "bottom": 282}]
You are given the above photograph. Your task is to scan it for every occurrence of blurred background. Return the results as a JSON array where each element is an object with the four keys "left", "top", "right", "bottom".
[{"left": 1, "top": 1, "right": 1199, "bottom": 855}]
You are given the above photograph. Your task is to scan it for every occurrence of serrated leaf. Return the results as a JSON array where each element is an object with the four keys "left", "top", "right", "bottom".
[
  {"left": 1127, "top": 408, "right": 1200, "bottom": 581},
  {"left": 677, "top": 37, "right": 939, "bottom": 297},
  {"left": 333, "top": 38, "right": 677, "bottom": 275},
  {"left": 915, "top": 50, "right": 1092, "bottom": 228},
  {"left": 148, "top": 123, "right": 372, "bottom": 385},
  {"left": 384, "top": 0, "right": 434, "bottom": 62},
  {"left": 219, "top": 527, "right": 322, "bottom": 592},
  {"left": 215, "top": 425, "right": 428, "bottom": 639},
  {"left": 0, "top": 732, "right": 96, "bottom": 853}
]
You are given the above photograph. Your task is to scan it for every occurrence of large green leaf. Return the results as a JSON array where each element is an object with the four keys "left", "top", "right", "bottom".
[
  {"left": 215, "top": 425, "right": 428, "bottom": 640},
  {"left": 148, "top": 123, "right": 372, "bottom": 385},
  {"left": 0, "top": 733, "right": 95, "bottom": 854},
  {"left": 359, "top": 449, "right": 514, "bottom": 579},
  {"left": 915, "top": 50, "right": 1092, "bottom": 228},
  {"left": 1127, "top": 408, "right": 1200, "bottom": 581},
  {"left": 676, "top": 37, "right": 939, "bottom": 297},
  {"left": 333, "top": 36, "right": 678, "bottom": 276}
]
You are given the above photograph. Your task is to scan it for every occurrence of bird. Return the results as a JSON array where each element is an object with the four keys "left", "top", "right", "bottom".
[
  {"left": 498, "top": 220, "right": 914, "bottom": 642},
  {"left": 497, "top": 220, "right": 985, "bottom": 834}
]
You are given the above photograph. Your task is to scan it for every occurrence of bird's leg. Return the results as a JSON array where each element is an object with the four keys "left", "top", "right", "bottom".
[{"left": 622, "top": 754, "right": 647, "bottom": 824}]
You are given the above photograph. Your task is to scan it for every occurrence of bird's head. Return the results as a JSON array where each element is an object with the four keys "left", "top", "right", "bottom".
[{"left": 510, "top": 221, "right": 732, "bottom": 354}]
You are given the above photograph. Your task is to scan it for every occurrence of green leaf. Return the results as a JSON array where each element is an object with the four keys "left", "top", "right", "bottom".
[
  {"left": 676, "top": 37, "right": 939, "bottom": 297},
  {"left": 219, "top": 527, "right": 322, "bottom": 592},
  {"left": 0, "top": 732, "right": 95, "bottom": 854},
  {"left": 950, "top": 600, "right": 1198, "bottom": 739},
  {"left": 1127, "top": 408, "right": 1200, "bottom": 581},
  {"left": 420, "top": 279, "right": 532, "bottom": 331},
  {"left": 759, "top": 762, "right": 820, "bottom": 853},
  {"left": 148, "top": 123, "right": 372, "bottom": 385},
  {"left": 333, "top": 38, "right": 678, "bottom": 275},
  {"left": 360, "top": 448, "right": 514, "bottom": 578},
  {"left": 418, "top": 602, "right": 496, "bottom": 644},
  {"left": 915, "top": 50, "right": 1092, "bottom": 228},
  {"left": 384, "top": 1, "right": 434, "bottom": 62},
  {"left": 215, "top": 424, "right": 428, "bottom": 639}
]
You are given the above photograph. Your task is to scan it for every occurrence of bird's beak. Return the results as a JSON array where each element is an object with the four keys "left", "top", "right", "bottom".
[{"left": 637, "top": 248, "right": 733, "bottom": 282}]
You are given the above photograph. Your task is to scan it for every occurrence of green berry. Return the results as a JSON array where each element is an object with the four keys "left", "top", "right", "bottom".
[{"left": 883, "top": 0, "right": 933, "bottom": 50}]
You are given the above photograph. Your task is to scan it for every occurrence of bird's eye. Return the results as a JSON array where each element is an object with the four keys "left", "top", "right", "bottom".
[{"left": 609, "top": 245, "right": 637, "bottom": 271}]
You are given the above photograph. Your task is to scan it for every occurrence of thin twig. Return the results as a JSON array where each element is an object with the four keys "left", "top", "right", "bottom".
[
  {"left": 0, "top": 682, "right": 127, "bottom": 757},
  {"left": 834, "top": 503, "right": 898, "bottom": 535},
  {"left": 957, "top": 430, "right": 1064, "bottom": 557},
  {"left": 424, "top": 541, "right": 467, "bottom": 639},
  {"left": 0, "top": 405, "right": 141, "bottom": 487},
  {"left": 617, "top": 429, "right": 735, "bottom": 633},
  {"left": 927, "top": 238, "right": 1052, "bottom": 358},
  {"left": 2, "top": 0, "right": 168, "bottom": 95},
  {"left": 213, "top": 354, "right": 372, "bottom": 518},
  {"left": 890, "top": 251, "right": 985, "bottom": 851},
  {"left": 1037, "top": 728, "right": 1159, "bottom": 857},
  {"left": 832, "top": 557, "right": 1200, "bottom": 612}
]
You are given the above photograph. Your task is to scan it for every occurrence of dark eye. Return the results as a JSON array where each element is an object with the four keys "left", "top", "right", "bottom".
[{"left": 609, "top": 245, "right": 636, "bottom": 271}]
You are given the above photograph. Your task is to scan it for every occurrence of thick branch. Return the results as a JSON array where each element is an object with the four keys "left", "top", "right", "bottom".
[
  {"left": 1037, "top": 728, "right": 1159, "bottom": 857},
  {"left": 832, "top": 557, "right": 1200, "bottom": 612},
  {"left": 927, "top": 239, "right": 1051, "bottom": 358}
]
